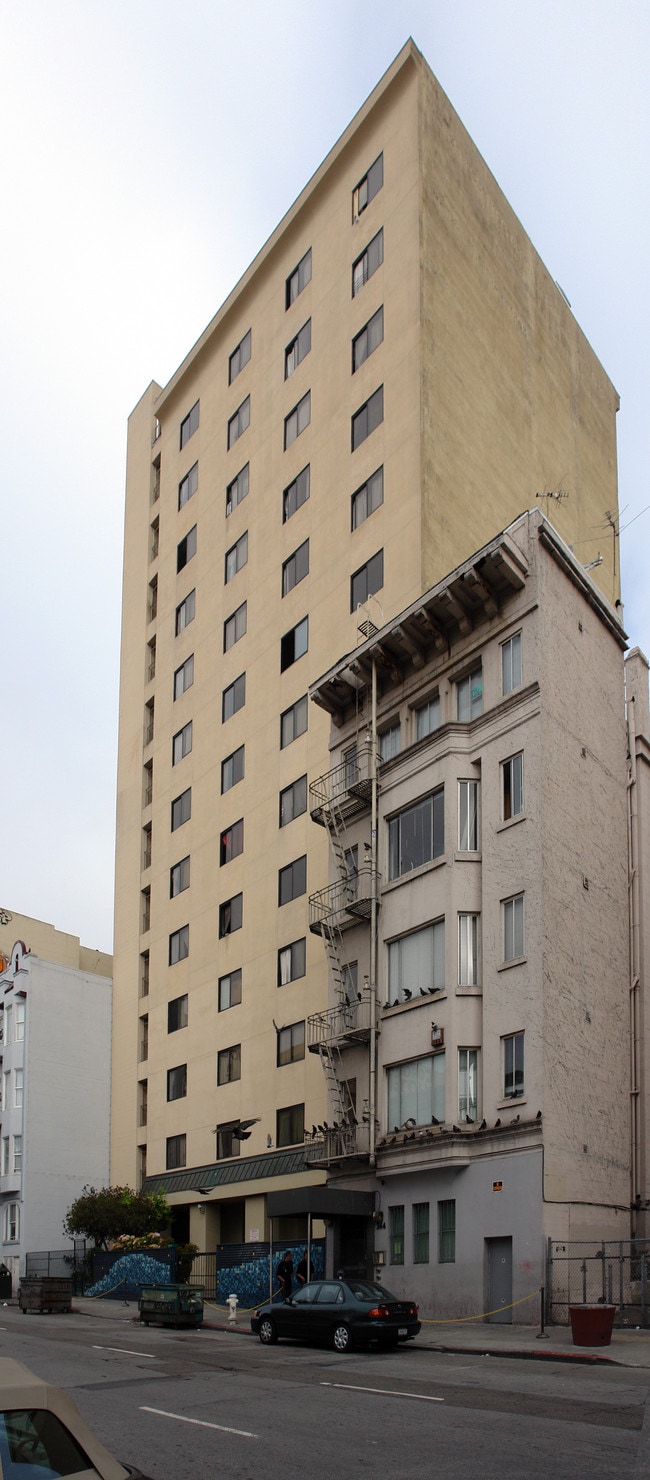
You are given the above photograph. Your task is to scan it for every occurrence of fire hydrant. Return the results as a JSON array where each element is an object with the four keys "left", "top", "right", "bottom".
[{"left": 227, "top": 1293, "right": 239, "bottom": 1324}]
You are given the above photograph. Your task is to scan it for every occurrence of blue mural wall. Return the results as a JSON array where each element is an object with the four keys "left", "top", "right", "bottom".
[{"left": 215, "top": 1241, "right": 325, "bottom": 1310}]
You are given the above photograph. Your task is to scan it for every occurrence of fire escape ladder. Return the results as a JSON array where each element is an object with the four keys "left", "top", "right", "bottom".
[
  {"left": 321, "top": 919, "right": 348, "bottom": 1005},
  {"left": 321, "top": 795, "right": 350, "bottom": 883},
  {"left": 318, "top": 1040, "right": 353, "bottom": 1124}
]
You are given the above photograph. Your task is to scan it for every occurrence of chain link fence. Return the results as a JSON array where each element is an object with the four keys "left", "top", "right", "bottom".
[{"left": 548, "top": 1239, "right": 650, "bottom": 1326}]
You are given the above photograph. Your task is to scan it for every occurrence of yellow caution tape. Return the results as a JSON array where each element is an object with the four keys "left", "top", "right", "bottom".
[{"left": 421, "top": 1288, "right": 540, "bottom": 1324}]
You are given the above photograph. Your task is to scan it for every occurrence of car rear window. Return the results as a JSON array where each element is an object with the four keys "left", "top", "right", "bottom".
[
  {"left": 348, "top": 1281, "right": 397, "bottom": 1302},
  {"left": 0, "top": 1409, "right": 93, "bottom": 1478}
]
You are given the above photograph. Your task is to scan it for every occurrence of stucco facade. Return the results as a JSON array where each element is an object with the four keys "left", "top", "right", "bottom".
[
  {"left": 112, "top": 40, "right": 620, "bottom": 1251},
  {"left": 0, "top": 915, "right": 112, "bottom": 1281},
  {"left": 307, "top": 511, "right": 629, "bottom": 1318}
]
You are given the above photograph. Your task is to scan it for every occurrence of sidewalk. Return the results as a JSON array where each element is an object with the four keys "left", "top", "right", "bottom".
[{"left": 68, "top": 1297, "right": 650, "bottom": 1369}]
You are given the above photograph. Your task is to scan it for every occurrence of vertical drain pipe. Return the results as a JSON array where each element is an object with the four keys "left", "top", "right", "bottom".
[
  {"left": 369, "top": 655, "right": 378, "bottom": 1167},
  {"left": 627, "top": 692, "right": 641, "bottom": 1233}
]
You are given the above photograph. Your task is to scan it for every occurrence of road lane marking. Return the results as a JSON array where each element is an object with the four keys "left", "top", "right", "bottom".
[
  {"left": 140, "top": 1406, "right": 258, "bottom": 1438},
  {"left": 93, "top": 1346, "right": 155, "bottom": 1358},
  {"left": 321, "top": 1382, "right": 443, "bottom": 1403}
]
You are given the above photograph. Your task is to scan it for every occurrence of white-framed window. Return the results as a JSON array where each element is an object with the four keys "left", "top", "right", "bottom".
[
  {"left": 4, "top": 1008, "right": 11, "bottom": 1046},
  {"left": 379, "top": 721, "right": 400, "bottom": 762},
  {"left": 217, "top": 1043, "right": 241, "bottom": 1085},
  {"left": 278, "top": 938, "right": 306, "bottom": 986},
  {"left": 416, "top": 694, "right": 440, "bottom": 740},
  {"left": 502, "top": 632, "right": 522, "bottom": 695},
  {"left": 219, "top": 969, "right": 242, "bottom": 1012},
  {"left": 175, "top": 590, "right": 196, "bottom": 636},
  {"left": 352, "top": 305, "right": 384, "bottom": 372},
  {"left": 15, "top": 1001, "right": 25, "bottom": 1042},
  {"left": 13, "top": 1135, "right": 22, "bottom": 1173},
  {"left": 277, "top": 1020, "right": 305, "bottom": 1066},
  {"left": 502, "top": 752, "right": 524, "bottom": 820},
  {"left": 1, "top": 1137, "right": 8, "bottom": 1175},
  {"left": 503, "top": 894, "right": 525, "bottom": 962},
  {"left": 225, "top": 531, "right": 248, "bottom": 583},
  {"left": 229, "top": 328, "right": 251, "bottom": 384},
  {"left": 458, "top": 780, "right": 479, "bottom": 851},
  {"left": 3, "top": 1202, "right": 19, "bottom": 1242},
  {"left": 388, "top": 789, "right": 444, "bottom": 880},
  {"left": 351, "top": 466, "right": 383, "bottom": 529},
  {"left": 228, "top": 396, "right": 250, "bottom": 449},
  {"left": 285, "top": 319, "right": 311, "bottom": 378},
  {"left": 353, "top": 153, "right": 383, "bottom": 220},
  {"left": 456, "top": 665, "right": 483, "bottom": 721},
  {"left": 503, "top": 1030, "right": 524, "bottom": 1098},
  {"left": 14, "top": 1069, "right": 23, "bottom": 1109},
  {"left": 387, "top": 921, "right": 445, "bottom": 1003},
  {"left": 173, "top": 654, "right": 194, "bottom": 700},
  {"left": 387, "top": 1053, "right": 445, "bottom": 1129},
  {"left": 352, "top": 228, "right": 383, "bottom": 297},
  {"left": 172, "top": 722, "right": 192, "bottom": 766},
  {"left": 458, "top": 1049, "right": 479, "bottom": 1121},
  {"left": 2, "top": 1072, "right": 9, "bottom": 1112},
  {"left": 458, "top": 914, "right": 480, "bottom": 986}
]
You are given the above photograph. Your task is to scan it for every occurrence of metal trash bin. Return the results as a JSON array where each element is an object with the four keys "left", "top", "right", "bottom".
[
  {"left": 19, "top": 1277, "right": 72, "bottom": 1314},
  {"left": 138, "top": 1283, "right": 204, "bottom": 1328}
]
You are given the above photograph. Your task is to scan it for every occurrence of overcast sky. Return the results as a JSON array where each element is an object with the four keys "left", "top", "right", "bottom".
[{"left": 1, "top": 0, "right": 648, "bottom": 954}]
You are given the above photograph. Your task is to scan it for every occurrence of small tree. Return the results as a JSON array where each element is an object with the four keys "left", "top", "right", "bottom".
[{"left": 63, "top": 1186, "right": 170, "bottom": 1249}]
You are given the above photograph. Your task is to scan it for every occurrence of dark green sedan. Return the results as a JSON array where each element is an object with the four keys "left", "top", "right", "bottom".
[{"left": 251, "top": 1279, "right": 420, "bottom": 1352}]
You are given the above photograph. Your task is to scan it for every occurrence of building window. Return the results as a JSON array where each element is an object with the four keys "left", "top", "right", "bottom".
[
  {"left": 389, "top": 1205, "right": 404, "bottom": 1265},
  {"left": 141, "top": 887, "right": 151, "bottom": 933},
  {"left": 138, "top": 1081, "right": 148, "bottom": 1128},
  {"left": 180, "top": 401, "right": 199, "bottom": 449},
  {"left": 502, "top": 752, "right": 524, "bottom": 820},
  {"left": 171, "top": 787, "right": 191, "bottom": 831},
  {"left": 280, "top": 617, "right": 308, "bottom": 671},
  {"left": 217, "top": 1043, "right": 241, "bottom": 1085},
  {"left": 351, "top": 549, "right": 383, "bottom": 611},
  {"left": 458, "top": 914, "right": 480, "bottom": 986},
  {"left": 458, "top": 1049, "right": 479, "bottom": 1121},
  {"left": 413, "top": 1202, "right": 430, "bottom": 1265},
  {"left": 504, "top": 1031, "right": 525, "bottom": 1098},
  {"left": 282, "top": 540, "right": 309, "bottom": 596},
  {"left": 438, "top": 1200, "right": 456, "bottom": 1263},
  {"left": 458, "top": 780, "right": 479, "bottom": 851},
  {"left": 276, "top": 1103, "right": 304, "bottom": 1147},
  {"left": 285, "top": 319, "right": 311, "bottom": 378},
  {"left": 221, "top": 745, "right": 245, "bottom": 793},
  {"left": 140, "top": 951, "right": 150, "bottom": 998},
  {"left": 3, "top": 1203, "right": 19, "bottom": 1243},
  {"left": 216, "top": 1122, "right": 241, "bottom": 1160},
  {"left": 226, "top": 462, "right": 249, "bottom": 516},
  {"left": 277, "top": 1020, "right": 305, "bottom": 1066},
  {"left": 143, "top": 758, "right": 153, "bottom": 805},
  {"left": 352, "top": 227, "right": 383, "bottom": 296},
  {"left": 416, "top": 695, "right": 440, "bottom": 740},
  {"left": 229, "top": 328, "right": 251, "bottom": 384},
  {"left": 351, "top": 386, "right": 383, "bottom": 450},
  {"left": 388, "top": 1054, "right": 445, "bottom": 1128},
  {"left": 178, "top": 461, "right": 198, "bottom": 510},
  {"left": 148, "top": 576, "right": 158, "bottom": 623},
  {"left": 351, "top": 466, "right": 383, "bottom": 529},
  {"left": 279, "top": 775, "right": 307, "bottom": 827},
  {"left": 388, "top": 921, "right": 445, "bottom": 1002},
  {"left": 502, "top": 632, "right": 522, "bottom": 695},
  {"left": 280, "top": 694, "right": 308, "bottom": 748},
  {"left": 283, "top": 466, "right": 310, "bottom": 522},
  {"left": 456, "top": 665, "right": 483, "bottom": 721},
  {"left": 139, "top": 1015, "right": 148, "bottom": 1062},
  {"left": 352, "top": 306, "right": 384, "bottom": 372},
  {"left": 177, "top": 524, "right": 197, "bottom": 573},
  {"left": 175, "top": 590, "right": 196, "bottom": 636},
  {"left": 166, "top": 1134, "right": 186, "bottom": 1170},
  {"left": 379, "top": 721, "right": 400, "bottom": 762},
  {"left": 284, "top": 391, "right": 311, "bottom": 449},
  {"left": 225, "top": 532, "right": 248, "bottom": 583},
  {"left": 13, "top": 1135, "right": 22, "bottom": 1173},
  {"left": 150, "top": 517, "right": 159, "bottom": 562},
  {"left": 168, "top": 994, "right": 188, "bottom": 1033},
  {"left": 172, "top": 722, "right": 192, "bottom": 766},
  {"left": 142, "top": 824, "right": 152, "bottom": 870},
  {"left": 144, "top": 698, "right": 155, "bottom": 745},
  {"left": 15, "top": 1001, "right": 25, "bottom": 1042},
  {"left": 228, "top": 396, "right": 250, "bottom": 449},
  {"left": 223, "top": 672, "right": 246, "bottom": 720},
  {"left": 279, "top": 855, "right": 307, "bottom": 905},
  {"left": 353, "top": 153, "right": 383, "bottom": 220},
  {"left": 146, "top": 636, "right": 156, "bottom": 682},
  {"left": 286, "top": 248, "right": 311, "bottom": 308},
  {"left": 223, "top": 601, "right": 247, "bottom": 653},
  {"left": 388, "top": 789, "right": 444, "bottom": 880},
  {"left": 169, "top": 925, "right": 189, "bottom": 965},
  {"left": 219, "top": 969, "right": 242, "bottom": 1012},
  {"left": 503, "top": 894, "right": 525, "bottom": 962},
  {"left": 220, "top": 819, "right": 244, "bottom": 866},
  {"left": 173, "top": 654, "right": 194, "bottom": 700},
  {"left": 2, "top": 1139, "right": 9, "bottom": 1178},
  {"left": 278, "top": 937, "right": 306, "bottom": 986},
  {"left": 219, "top": 893, "right": 242, "bottom": 938},
  {"left": 170, "top": 855, "right": 190, "bottom": 898},
  {"left": 137, "top": 1144, "right": 147, "bottom": 1189},
  {"left": 167, "top": 1064, "right": 187, "bottom": 1102}
]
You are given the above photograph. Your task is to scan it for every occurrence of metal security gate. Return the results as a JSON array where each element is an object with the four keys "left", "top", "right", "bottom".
[{"left": 548, "top": 1240, "right": 650, "bottom": 1327}]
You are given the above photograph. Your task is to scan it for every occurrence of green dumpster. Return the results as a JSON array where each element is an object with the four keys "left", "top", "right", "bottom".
[{"left": 138, "top": 1283, "right": 204, "bottom": 1328}]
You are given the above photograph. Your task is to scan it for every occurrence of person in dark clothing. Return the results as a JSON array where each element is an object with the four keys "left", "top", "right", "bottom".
[
  {"left": 276, "top": 1250, "right": 293, "bottom": 1301},
  {"left": 296, "top": 1249, "right": 313, "bottom": 1286}
]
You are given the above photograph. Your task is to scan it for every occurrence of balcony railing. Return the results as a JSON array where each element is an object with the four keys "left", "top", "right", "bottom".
[
  {"left": 309, "top": 864, "right": 378, "bottom": 935},
  {"left": 310, "top": 746, "right": 373, "bottom": 825},
  {"left": 308, "top": 998, "right": 372, "bottom": 1049},
  {"left": 304, "top": 1122, "right": 370, "bottom": 1165}
]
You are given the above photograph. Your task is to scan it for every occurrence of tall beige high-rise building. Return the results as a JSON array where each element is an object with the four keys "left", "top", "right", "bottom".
[{"left": 112, "top": 39, "right": 620, "bottom": 1256}]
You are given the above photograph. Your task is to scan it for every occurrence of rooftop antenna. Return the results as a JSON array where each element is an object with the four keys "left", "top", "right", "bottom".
[{"left": 535, "top": 481, "right": 570, "bottom": 506}]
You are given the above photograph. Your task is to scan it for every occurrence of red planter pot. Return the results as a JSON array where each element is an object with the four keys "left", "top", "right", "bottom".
[{"left": 569, "top": 1304, "right": 616, "bottom": 1346}]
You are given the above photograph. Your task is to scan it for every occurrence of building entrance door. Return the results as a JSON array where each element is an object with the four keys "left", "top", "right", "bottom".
[{"left": 487, "top": 1236, "right": 513, "bottom": 1323}]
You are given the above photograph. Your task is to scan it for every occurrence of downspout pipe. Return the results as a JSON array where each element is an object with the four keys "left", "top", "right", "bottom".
[{"left": 368, "top": 655, "right": 378, "bottom": 1167}]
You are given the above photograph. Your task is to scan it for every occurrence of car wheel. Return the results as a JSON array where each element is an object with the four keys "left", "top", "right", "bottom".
[
  {"left": 258, "top": 1316, "right": 278, "bottom": 1345},
  {"left": 332, "top": 1323, "right": 352, "bottom": 1353}
]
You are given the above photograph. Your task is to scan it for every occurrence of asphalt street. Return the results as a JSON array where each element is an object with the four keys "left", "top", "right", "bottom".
[{"left": 0, "top": 1305, "right": 647, "bottom": 1479}]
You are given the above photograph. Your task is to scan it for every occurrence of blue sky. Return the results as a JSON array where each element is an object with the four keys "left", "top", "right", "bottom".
[{"left": 1, "top": 0, "right": 648, "bottom": 952}]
